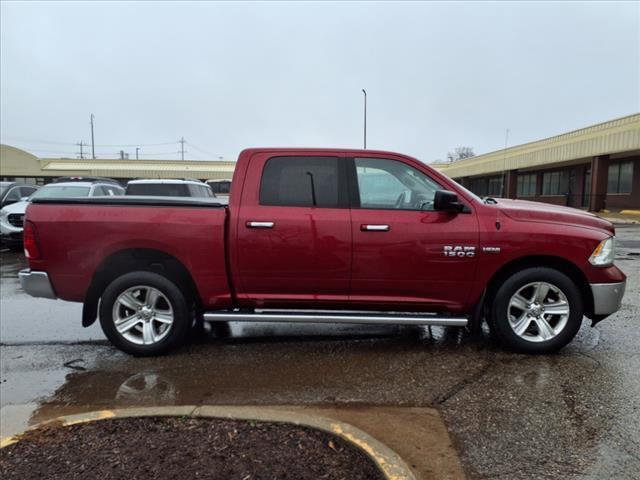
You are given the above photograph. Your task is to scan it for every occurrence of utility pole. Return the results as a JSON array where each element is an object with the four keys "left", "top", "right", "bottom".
[
  {"left": 362, "top": 89, "right": 367, "bottom": 149},
  {"left": 76, "top": 141, "right": 85, "bottom": 159},
  {"left": 90, "top": 114, "right": 96, "bottom": 159},
  {"left": 136, "top": 147, "right": 140, "bottom": 160},
  {"left": 179, "top": 137, "right": 186, "bottom": 161}
]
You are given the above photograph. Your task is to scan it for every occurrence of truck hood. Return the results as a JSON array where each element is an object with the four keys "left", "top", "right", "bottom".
[
  {"left": 1, "top": 200, "right": 29, "bottom": 215},
  {"left": 496, "top": 198, "right": 614, "bottom": 235}
]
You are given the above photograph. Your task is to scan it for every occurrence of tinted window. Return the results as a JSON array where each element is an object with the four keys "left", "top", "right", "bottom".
[
  {"left": 260, "top": 156, "right": 340, "bottom": 207},
  {"left": 517, "top": 174, "right": 537, "bottom": 197},
  {"left": 355, "top": 158, "right": 442, "bottom": 210},
  {"left": 105, "top": 186, "right": 124, "bottom": 196},
  {"left": 209, "top": 181, "right": 231, "bottom": 194},
  {"left": 608, "top": 161, "right": 634, "bottom": 194},
  {"left": 187, "top": 184, "right": 213, "bottom": 197},
  {"left": 20, "top": 186, "right": 38, "bottom": 197},
  {"left": 91, "top": 186, "right": 108, "bottom": 196},
  {"left": 126, "top": 184, "right": 190, "bottom": 196}
]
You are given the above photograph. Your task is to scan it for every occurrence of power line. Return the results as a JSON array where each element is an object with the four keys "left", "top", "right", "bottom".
[
  {"left": 187, "top": 141, "right": 224, "bottom": 159},
  {"left": 93, "top": 141, "right": 178, "bottom": 147},
  {"left": 3, "top": 135, "right": 179, "bottom": 148},
  {"left": 1, "top": 136, "right": 77, "bottom": 146}
]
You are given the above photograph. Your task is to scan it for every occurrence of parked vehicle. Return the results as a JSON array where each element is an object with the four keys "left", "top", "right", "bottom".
[
  {"left": 0, "top": 182, "right": 39, "bottom": 208},
  {"left": 206, "top": 179, "right": 231, "bottom": 196},
  {"left": 20, "top": 148, "right": 626, "bottom": 356},
  {"left": 1, "top": 178, "right": 123, "bottom": 249},
  {"left": 125, "top": 179, "right": 214, "bottom": 198}
]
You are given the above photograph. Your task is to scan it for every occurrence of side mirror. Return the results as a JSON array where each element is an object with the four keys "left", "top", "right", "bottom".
[
  {"left": 434, "top": 190, "right": 465, "bottom": 213},
  {"left": 20, "top": 196, "right": 30, "bottom": 201}
]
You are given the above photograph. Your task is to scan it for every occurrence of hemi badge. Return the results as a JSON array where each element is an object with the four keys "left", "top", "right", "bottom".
[{"left": 482, "top": 247, "right": 501, "bottom": 253}]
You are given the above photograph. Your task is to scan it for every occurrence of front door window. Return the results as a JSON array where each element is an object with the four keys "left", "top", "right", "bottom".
[{"left": 354, "top": 158, "right": 442, "bottom": 211}]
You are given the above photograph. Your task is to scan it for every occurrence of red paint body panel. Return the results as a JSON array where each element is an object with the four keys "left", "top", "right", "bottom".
[
  {"left": 26, "top": 147, "right": 626, "bottom": 319},
  {"left": 26, "top": 204, "right": 231, "bottom": 308},
  {"left": 234, "top": 152, "right": 352, "bottom": 309}
]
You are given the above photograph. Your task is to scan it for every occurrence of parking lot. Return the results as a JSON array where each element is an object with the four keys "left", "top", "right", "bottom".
[{"left": 1, "top": 224, "right": 639, "bottom": 479}]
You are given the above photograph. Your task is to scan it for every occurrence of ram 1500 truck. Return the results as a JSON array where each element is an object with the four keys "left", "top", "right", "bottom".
[{"left": 19, "top": 148, "right": 626, "bottom": 356}]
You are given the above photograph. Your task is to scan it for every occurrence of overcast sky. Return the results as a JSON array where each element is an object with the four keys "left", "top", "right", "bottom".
[{"left": 1, "top": 1, "right": 638, "bottom": 162}]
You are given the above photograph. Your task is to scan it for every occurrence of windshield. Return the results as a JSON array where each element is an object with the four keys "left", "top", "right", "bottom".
[
  {"left": 0, "top": 182, "right": 11, "bottom": 197},
  {"left": 30, "top": 185, "right": 91, "bottom": 199}
]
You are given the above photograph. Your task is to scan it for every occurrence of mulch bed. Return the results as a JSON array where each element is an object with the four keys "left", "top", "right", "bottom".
[{"left": 0, "top": 416, "right": 384, "bottom": 480}]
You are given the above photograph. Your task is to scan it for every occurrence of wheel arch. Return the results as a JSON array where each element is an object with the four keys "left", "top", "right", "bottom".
[
  {"left": 482, "top": 255, "right": 594, "bottom": 321},
  {"left": 82, "top": 248, "right": 199, "bottom": 327}
]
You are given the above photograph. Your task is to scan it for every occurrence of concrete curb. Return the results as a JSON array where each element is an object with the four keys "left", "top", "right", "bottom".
[{"left": 0, "top": 405, "right": 417, "bottom": 480}]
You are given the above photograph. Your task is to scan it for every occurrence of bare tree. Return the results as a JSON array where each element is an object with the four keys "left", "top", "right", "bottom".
[{"left": 446, "top": 147, "right": 475, "bottom": 163}]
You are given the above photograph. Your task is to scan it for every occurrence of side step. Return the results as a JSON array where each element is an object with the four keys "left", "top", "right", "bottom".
[{"left": 203, "top": 310, "right": 468, "bottom": 327}]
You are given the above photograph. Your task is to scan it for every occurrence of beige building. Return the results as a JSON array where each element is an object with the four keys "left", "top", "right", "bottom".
[
  {"left": 0, "top": 144, "right": 236, "bottom": 185},
  {"left": 3, "top": 113, "right": 639, "bottom": 211},
  {"left": 434, "top": 113, "right": 640, "bottom": 211}
]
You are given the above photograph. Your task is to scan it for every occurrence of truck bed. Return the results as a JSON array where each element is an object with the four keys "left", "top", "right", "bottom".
[{"left": 27, "top": 197, "right": 231, "bottom": 308}]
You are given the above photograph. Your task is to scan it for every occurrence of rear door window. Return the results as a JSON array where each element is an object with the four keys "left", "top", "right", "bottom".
[{"left": 260, "top": 156, "right": 342, "bottom": 207}]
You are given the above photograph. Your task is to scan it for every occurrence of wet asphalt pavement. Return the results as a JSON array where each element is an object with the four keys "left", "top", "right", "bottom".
[{"left": 1, "top": 225, "right": 639, "bottom": 479}]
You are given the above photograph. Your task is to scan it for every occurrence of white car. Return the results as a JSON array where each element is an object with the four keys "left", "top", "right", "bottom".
[
  {"left": 125, "top": 179, "right": 214, "bottom": 197},
  {"left": 0, "top": 178, "right": 124, "bottom": 250}
]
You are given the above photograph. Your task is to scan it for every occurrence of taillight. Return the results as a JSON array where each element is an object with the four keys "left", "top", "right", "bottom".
[{"left": 23, "top": 221, "right": 42, "bottom": 260}]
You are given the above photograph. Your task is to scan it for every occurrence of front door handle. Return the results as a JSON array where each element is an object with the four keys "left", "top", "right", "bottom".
[
  {"left": 361, "top": 224, "right": 390, "bottom": 232},
  {"left": 246, "top": 221, "right": 275, "bottom": 229}
]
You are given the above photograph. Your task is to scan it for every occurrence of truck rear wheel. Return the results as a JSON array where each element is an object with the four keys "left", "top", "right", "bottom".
[
  {"left": 99, "top": 271, "right": 190, "bottom": 356},
  {"left": 491, "top": 267, "right": 583, "bottom": 353}
]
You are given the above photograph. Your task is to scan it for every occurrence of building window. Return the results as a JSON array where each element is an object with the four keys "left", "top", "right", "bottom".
[
  {"left": 607, "top": 161, "right": 634, "bottom": 194},
  {"left": 517, "top": 174, "right": 537, "bottom": 197},
  {"left": 542, "top": 170, "right": 569, "bottom": 195},
  {"left": 469, "top": 175, "right": 503, "bottom": 197}
]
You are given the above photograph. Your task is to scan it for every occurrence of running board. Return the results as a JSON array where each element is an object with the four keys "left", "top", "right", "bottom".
[{"left": 203, "top": 311, "right": 468, "bottom": 327}]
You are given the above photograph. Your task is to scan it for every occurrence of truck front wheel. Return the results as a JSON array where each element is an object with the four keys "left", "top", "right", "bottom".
[
  {"left": 99, "top": 271, "right": 190, "bottom": 356},
  {"left": 491, "top": 267, "right": 584, "bottom": 353}
]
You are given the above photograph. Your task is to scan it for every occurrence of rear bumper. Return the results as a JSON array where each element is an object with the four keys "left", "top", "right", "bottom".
[
  {"left": 19, "top": 269, "right": 56, "bottom": 299},
  {"left": 591, "top": 280, "right": 626, "bottom": 316}
]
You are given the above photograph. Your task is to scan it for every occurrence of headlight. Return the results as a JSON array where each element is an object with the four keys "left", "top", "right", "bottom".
[{"left": 589, "top": 236, "right": 616, "bottom": 267}]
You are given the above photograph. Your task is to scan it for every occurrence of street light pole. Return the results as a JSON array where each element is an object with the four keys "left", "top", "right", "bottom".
[
  {"left": 136, "top": 147, "right": 140, "bottom": 160},
  {"left": 90, "top": 114, "right": 96, "bottom": 159},
  {"left": 362, "top": 89, "right": 367, "bottom": 149}
]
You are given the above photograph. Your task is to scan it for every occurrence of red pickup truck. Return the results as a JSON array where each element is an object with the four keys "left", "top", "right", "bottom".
[{"left": 19, "top": 148, "right": 626, "bottom": 356}]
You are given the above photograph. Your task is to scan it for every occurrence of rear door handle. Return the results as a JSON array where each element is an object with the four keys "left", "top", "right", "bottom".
[
  {"left": 246, "top": 221, "right": 275, "bottom": 229},
  {"left": 361, "top": 224, "right": 390, "bottom": 232}
]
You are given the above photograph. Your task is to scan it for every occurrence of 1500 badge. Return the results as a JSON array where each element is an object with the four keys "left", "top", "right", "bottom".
[{"left": 443, "top": 246, "right": 476, "bottom": 257}]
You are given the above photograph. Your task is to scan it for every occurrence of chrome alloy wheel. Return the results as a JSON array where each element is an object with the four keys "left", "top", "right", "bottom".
[
  {"left": 507, "top": 281, "right": 570, "bottom": 343},
  {"left": 112, "top": 285, "right": 174, "bottom": 345}
]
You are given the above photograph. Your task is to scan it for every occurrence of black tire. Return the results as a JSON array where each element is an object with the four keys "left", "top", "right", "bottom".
[
  {"left": 490, "top": 267, "right": 583, "bottom": 353},
  {"left": 99, "top": 271, "right": 190, "bottom": 356},
  {"left": 8, "top": 243, "right": 23, "bottom": 252}
]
